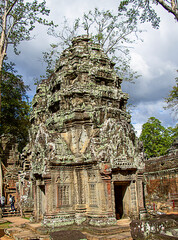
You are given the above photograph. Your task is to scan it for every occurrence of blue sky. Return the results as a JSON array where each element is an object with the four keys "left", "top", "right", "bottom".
[{"left": 7, "top": 0, "right": 178, "bottom": 136}]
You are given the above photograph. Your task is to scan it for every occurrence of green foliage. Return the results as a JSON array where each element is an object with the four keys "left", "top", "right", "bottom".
[
  {"left": 0, "top": 62, "right": 31, "bottom": 152},
  {"left": 119, "top": 0, "right": 160, "bottom": 29},
  {"left": 0, "top": 0, "right": 54, "bottom": 56},
  {"left": 164, "top": 72, "right": 178, "bottom": 117},
  {"left": 119, "top": 0, "right": 178, "bottom": 27},
  {"left": 139, "top": 117, "right": 177, "bottom": 158},
  {"left": 0, "top": 221, "right": 12, "bottom": 228},
  {"left": 43, "top": 8, "right": 141, "bottom": 82}
]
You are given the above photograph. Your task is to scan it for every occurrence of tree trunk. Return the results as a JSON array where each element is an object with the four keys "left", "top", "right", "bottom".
[
  {"left": 0, "top": 4, "right": 7, "bottom": 197},
  {"left": 157, "top": 0, "right": 178, "bottom": 21},
  {"left": 171, "top": 0, "right": 177, "bottom": 12},
  {"left": 0, "top": 161, "right": 2, "bottom": 196},
  {"left": 0, "top": 0, "right": 8, "bottom": 114}
]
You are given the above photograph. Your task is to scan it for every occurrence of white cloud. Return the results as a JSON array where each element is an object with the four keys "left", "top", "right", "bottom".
[
  {"left": 133, "top": 123, "right": 143, "bottom": 137},
  {"left": 130, "top": 52, "right": 151, "bottom": 79},
  {"left": 131, "top": 100, "right": 177, "bottom": 137},
  {"left": 6, "top": 0, "right": 178, "bottom": 131}
]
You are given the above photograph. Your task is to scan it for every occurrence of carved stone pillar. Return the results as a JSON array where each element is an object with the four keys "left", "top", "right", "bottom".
[
  {"left": 130, "top": 180, "right": 138, "bottom": 218},
  {"left": 75, "top": 167, "right": 87, "bottom": 224},
  {"left": 101, "top": 174, "right": 113, "bottom": 214},
  {"left": 34, "top": 178, "right": 46, "bottom": 222},
  {"left": 137, "top": 172, "right": 147, "bottom": 219},
  {"left": 100, "top": 163, "right": 114, "bottom": 216},
  {"left": 36, "top": 180, "right": 41, "bottom": 222},
  {"left": 76, "top": 168, "right": 86, "bottom": 206},
  {"left": 44, "top": 177, "right": 52, "bottom": 214},
  {"left": 32, "top": 179, "right": 37, "bottom": 221}
]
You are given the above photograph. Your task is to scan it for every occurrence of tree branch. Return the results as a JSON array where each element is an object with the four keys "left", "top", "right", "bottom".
[
  {"left": 156, "top": 0, "right": 178, "bottom": 21},
  {"left": 102, "top": 26, "right": 115, "bottom": 47},
  {"left": 6, "top": 0, "right": 18, "bottom": 16},
  {"left": 105, "top": 29, "right": 133, "bottom": 54}
]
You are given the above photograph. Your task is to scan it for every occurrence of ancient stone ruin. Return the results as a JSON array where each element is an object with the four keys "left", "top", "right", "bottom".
[
  {"left": 0, "top": 134, "right": 21, "bottom": 202},
  {"left": 21, "top": 36, "right": 146, "bottom": 228},
  {"left": 144, "top": 139, "right": 178, "bottom": 213}
]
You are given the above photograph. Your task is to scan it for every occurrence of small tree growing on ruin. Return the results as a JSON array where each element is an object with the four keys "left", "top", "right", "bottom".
[{"left": 42, "top": 8, "right": 141, "bottom": 82}]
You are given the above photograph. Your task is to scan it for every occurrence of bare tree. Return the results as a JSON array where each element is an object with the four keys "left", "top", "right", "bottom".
[{"left": 44, "top": 8, "right": 141, "bottom": 82}]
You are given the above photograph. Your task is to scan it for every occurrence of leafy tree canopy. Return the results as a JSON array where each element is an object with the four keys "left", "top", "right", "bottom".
[
  {"left": 0, "top": 0, "right": 54, "bottom": 69},
  {"left": 119, "top": 0, "right": 178, "bottom": 29},
  {"left": 42, "top": 8, "right": 142, "bottom": 82},
  {"left": 0, "top": 0, "right": 55, "bottom": 114},
  {"left": 139, "top": 117, "right": 178, "bottom": 158},
  {"left": 0, "top": 62, "right": 31, "bottom": 152}
]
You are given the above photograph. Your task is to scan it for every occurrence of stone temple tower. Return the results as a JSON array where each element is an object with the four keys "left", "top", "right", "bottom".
[{"left": 25, "top": 36, "right": 146, "bottom": 228}]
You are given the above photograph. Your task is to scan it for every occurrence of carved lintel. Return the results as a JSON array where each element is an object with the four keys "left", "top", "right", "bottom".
[
  {"left": 56, "top": 175, "right": 69, "bottom": 183},
  {"left": 36, "top": 179, "right": 44, "bottom": 186},
  {"left": 44, "top": 179, "right": 51, "bottom": 184},
  {"left": 42, "top": 173, "right": 51, "bottom": 180},
  {"left": 56, "top": 171, "right": 71, "bottom": 183},
  {"left": 88, "top": 170, "right": 97, "bottom": 182}
]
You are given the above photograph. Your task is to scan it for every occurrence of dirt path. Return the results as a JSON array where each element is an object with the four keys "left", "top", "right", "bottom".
[
  {"left": 0, "top": 217, "right": 30, "bottom": 240},
  {"left": 1, "top": 235, "right": 14, "bottom": 240},
  {"left": 2, "top": 217, "right": 30, "bottom": 227}
]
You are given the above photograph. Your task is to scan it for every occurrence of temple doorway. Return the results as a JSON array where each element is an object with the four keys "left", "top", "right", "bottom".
[{"left": 114, "top": 181, "right": 130, "bottom": 219}]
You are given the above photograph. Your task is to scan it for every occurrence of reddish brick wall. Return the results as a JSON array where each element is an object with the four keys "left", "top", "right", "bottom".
[
  {"left": 144, "top": 151, "right": 178, "bottom": 211},
  {"left": 146, "top": 174, "right": 177, "bottom": 199}
]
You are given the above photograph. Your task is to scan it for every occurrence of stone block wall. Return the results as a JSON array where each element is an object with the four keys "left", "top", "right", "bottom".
[
  {"left": 20, "top": 35, "right": 146, "bottom": 227},
  {"left": 0, "top": 134, "right": 22, "bottom": 204},
  {"left": 144, "top": 150, "right": 178, "bottom": 212}
]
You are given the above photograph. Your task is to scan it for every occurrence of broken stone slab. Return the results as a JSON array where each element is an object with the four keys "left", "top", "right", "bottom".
[
  {"left": 49, "top": 230, "right": 87, "bottom": 240},
  {"left": 130, "top": 214, "right": 178, "bottom": 239}
]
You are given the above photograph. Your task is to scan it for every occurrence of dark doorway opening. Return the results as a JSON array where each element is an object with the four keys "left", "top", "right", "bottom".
[
  {"left": 114, "top": 182, "right": 128, "bottom": 219},
  {"left": 40, "top": 185, "right": 45, "bottom": 195}
]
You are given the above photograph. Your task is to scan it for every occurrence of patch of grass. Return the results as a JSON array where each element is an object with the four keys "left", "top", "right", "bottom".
[
  {"left": 23, "top": 217, "right": 30, "bottom": 220},
  {"left": 0, "top": 222, "right": 12, "bottom": 229}
]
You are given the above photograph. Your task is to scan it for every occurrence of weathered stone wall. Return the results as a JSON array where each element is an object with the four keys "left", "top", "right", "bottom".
[
  {"left": 131, "top": 214, "right": 178, "bottom": 239},
  {"left": 21, "top": 35, "right": 146, "bottom": 227},
  {"left": 144, "top": 148, "right": 178, "bottom": 212},
  {"left": 0, "top": 134, "right": 21, "bottom": 204},
  {"left": 17, "top": 144, "right": 34, "bottom": 216}
]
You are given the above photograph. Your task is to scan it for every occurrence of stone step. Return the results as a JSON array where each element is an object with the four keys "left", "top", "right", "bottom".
[
  {"left": 5, "top": 227, "right": 50, "bottom": 240},
  {"left": 85, "top": 225, "right": 131, "bottom": 236},
  {"left": 83, "top": 231, "right": 132, "bottom": 240},
  {"left": 4, "top": 224, "right": 132, "bottom": 240},
  {"left": 3, "top": 216, "right": 132, "bottom": 240},
  {"left": 2, "top": 210, "right": 21, "bottom": 217},
  {"left": 24, "top": 222, "right": 43, "bottom": 234}
]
